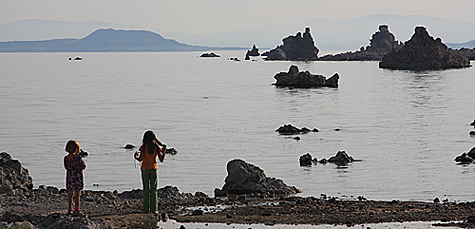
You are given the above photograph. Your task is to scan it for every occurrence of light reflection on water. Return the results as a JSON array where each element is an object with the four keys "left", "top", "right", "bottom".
[{"left": 0, "top": 52, "right": 474, "bottom": 203}]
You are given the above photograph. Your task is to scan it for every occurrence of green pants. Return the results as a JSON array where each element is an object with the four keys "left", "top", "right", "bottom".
[{"left": 141, "top": 169, "right": 158, "bottom": 212}]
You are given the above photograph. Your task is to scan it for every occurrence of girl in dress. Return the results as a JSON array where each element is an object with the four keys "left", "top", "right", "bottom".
[
  {"left": 134, "top": 130, "right": 166, "bottom": 213},
  {"left": 64, "top": 140, "right": 86, "bottom": 216}
]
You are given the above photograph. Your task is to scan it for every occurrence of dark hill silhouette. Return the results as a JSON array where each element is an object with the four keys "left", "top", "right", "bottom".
[{"left": 0, "top": 28, "right": 238, "bottom": 52}]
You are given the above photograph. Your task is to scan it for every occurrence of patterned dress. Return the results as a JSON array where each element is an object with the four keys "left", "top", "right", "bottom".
[{"left": 64, "top": 155, "right": 86, "bottom": 191}]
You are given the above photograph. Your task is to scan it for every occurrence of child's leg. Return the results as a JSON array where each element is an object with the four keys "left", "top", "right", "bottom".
[
  {"left": 142, "top": 170, "right": 151, "bottom": 212},
  {"left": 74, "top": 190, "right": 81, "bottom": 210},
  {"left": 149, "top": 169, "right": 158, "bottom": 212},
  {"left": 68, "top": 190, "right": 73, "bottom": 209}
]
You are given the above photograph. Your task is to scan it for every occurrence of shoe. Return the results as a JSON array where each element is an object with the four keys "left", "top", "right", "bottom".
[
  {"left": 67, "top": 208, "right": 74, "bottom": 215},
  {"left": 73, "top": 210, "right": 84, "bottom": 217}
]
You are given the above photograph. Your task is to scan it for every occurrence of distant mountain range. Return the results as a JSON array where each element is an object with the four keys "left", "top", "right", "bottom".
[
  {"left": 1, "top": 15, "right": 475, "bottom": 52},
  {"left": 446, "top": 39, "right": 475, "bottom": 49},
  {"left": 157, "top": 14, "right": 475, "bottom": 51},
  {"left": 0, "top": 28, "right": 241, "bottom": 52}
]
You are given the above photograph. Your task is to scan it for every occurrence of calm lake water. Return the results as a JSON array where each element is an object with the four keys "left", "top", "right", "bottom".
[{"left": 1, "top": 51, "right": 474, "bottom": 203}]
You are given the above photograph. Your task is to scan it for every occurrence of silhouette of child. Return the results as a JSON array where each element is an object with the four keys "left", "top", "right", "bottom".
[
  {"left": 64, "top": 140, "right": 86, "bottom": 216},
  {"left": 134, "top": 130, "right": 166, "bottom": 213}
]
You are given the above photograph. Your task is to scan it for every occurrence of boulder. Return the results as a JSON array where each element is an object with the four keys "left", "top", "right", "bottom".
[
  {"left": 468, "top": 147, "right": 475, "bottom": 159},
  {"left": 0, "top": 152, "right": 33, "bottom": 192},
  {"left": 454, "top": 153, "right": 474, "bottom": 164},
  {"left": 263, "top": 28, "right": 319, "bottom": 61},
  {"left": 273, "top": 65, "right": 339, "bottom": 88},
  {"left": 219, "top": 159, "right": 300, "bottom": 195},
  {"left": 328, "top": 151, "right": 354, "bottom": 166},
  {"left": 454, "top": 146, "right": 475, "bottom": 164},
  {"left": 318, "top": 25, "right": 402, "bottom": 61},
  {"left": 123, "top": 144, "right": 135, "bottom": 149},
  {"left": 299, "top": 153, "right": 313, "bottom": 166},
  {"left": 379, "top": 26, "right": 471, "bottom": 70}
]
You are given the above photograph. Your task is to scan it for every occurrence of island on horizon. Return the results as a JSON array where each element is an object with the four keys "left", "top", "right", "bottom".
[{"left": 0, "top": 28, "right": 245, "bottom": 52}]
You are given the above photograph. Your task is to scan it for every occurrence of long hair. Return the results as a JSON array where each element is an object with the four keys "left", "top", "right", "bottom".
[{"left": 142, "top": 130, "right": 163, "bottom": 154}]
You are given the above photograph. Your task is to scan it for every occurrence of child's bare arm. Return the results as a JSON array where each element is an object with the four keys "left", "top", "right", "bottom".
[
  {"left": 158, "top": 145, "right": 166, "bottom": 162},
  {"left": 134, "top": 151, "right": 143, "bottom": 161}
]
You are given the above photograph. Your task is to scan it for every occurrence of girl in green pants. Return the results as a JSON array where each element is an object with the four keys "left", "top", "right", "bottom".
[{"left": 134, "top": 130, "right": 166, "bottom": 213}]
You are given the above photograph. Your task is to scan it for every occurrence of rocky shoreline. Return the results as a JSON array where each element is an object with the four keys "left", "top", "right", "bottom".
[
  {"left": 2, "top": 152, "right": 475, "bottom": 228},
  {"left": 2, "top": 185, "right": 475, "bottom": 228}
]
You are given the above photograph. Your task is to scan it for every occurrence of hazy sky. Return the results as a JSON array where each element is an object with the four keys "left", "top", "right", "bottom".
[{"left": 2, "top": 0, "right": 475, "bottom": 35}]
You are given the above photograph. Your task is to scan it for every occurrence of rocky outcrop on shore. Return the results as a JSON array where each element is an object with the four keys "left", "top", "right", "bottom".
[
  {"left": 5, "top": 182, "right": 475, "bottom": 229},
  {"left": 379, "top": 26, "right": 471, "bottom": 70},
  {"left": 215, "top": 159, "right": 300, "bottom": 196},
  {"left": 262, "top": 28, "right": 319, "bottom": 61},
  {"left": 4, "top": 154, "right": 475, "bottom": 228},
  {"left": 0, "top": 152, "right": 33, "bottom": 193},
  {"left": 318, "top": 25, "right": 402, "bottom": 61},
  {"left": 245, "top": 44, "right": 260, "bottom": 60},
  {"left": 273, "top": 65, "right": 339, "bottom": 88}
]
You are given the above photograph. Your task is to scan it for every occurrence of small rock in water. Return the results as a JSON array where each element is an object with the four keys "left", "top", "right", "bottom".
[
  {"left": 124, "top": 144, "right": 135, "bottom": 149},
  {"left": 299, "top": 153, "right": 312, "bottom": 166},
  {"left": 328, "top": 151, "right": 355, "bottom": 166},
  {"left": 454, "top": 152, "right": 474, "bottom": 164}
]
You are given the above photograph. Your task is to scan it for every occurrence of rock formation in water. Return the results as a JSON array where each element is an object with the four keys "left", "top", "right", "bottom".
[
  {"left": 365, "top": 25, "right": 401, "bottom": 52},
  {"left": 379, "top": 26, "right": 471, "bottom": 70},
  {"left": 299, "top": 151, "right": 356, "bottom": 166},
  {"left": 245, "top": 44, "right": 260, "bottom": 60},
  {"left": 215, "top": 159, "right": 300, "bottom": 196},
  {"left": 454, "top": 147, "right": 475, "bottom": 164},
  {"left": 299, "top": 153, "right": 317, "bottom": 166},
  {"left": 276, "top": 123, "right": 319, "bottom": 135},
  {"left": 318, "top": 25, "right": 402, "bottom": 61},
  {"left": 262, "top": 28, "right": 319, "bottom": 61},
  {"left": 328, "top": 151, "right": 355, "bottom": 166},
  {"left": 0, "top": 152, "right": 33, "bottom": 193},
  {"left": 200, "top": 52, "right": 220, "bottom": 57},
  {"left": 452, "top": 48, "right": 475, "bottom": 60},
  {"left": 273, "top": 65, "right": 339, "bottom": 88}
]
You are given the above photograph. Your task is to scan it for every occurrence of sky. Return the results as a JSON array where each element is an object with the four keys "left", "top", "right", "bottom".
[{"left": 1, "top": 0, "right": 475, "bottom": 35}]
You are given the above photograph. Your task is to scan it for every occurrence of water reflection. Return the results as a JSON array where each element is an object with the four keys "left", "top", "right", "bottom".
[
  {"left": 405, "top": 72, "right": 447, "bottom": 109},
  {"left": 274, "top": 86, "right": 340, "bottom": 115}
]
